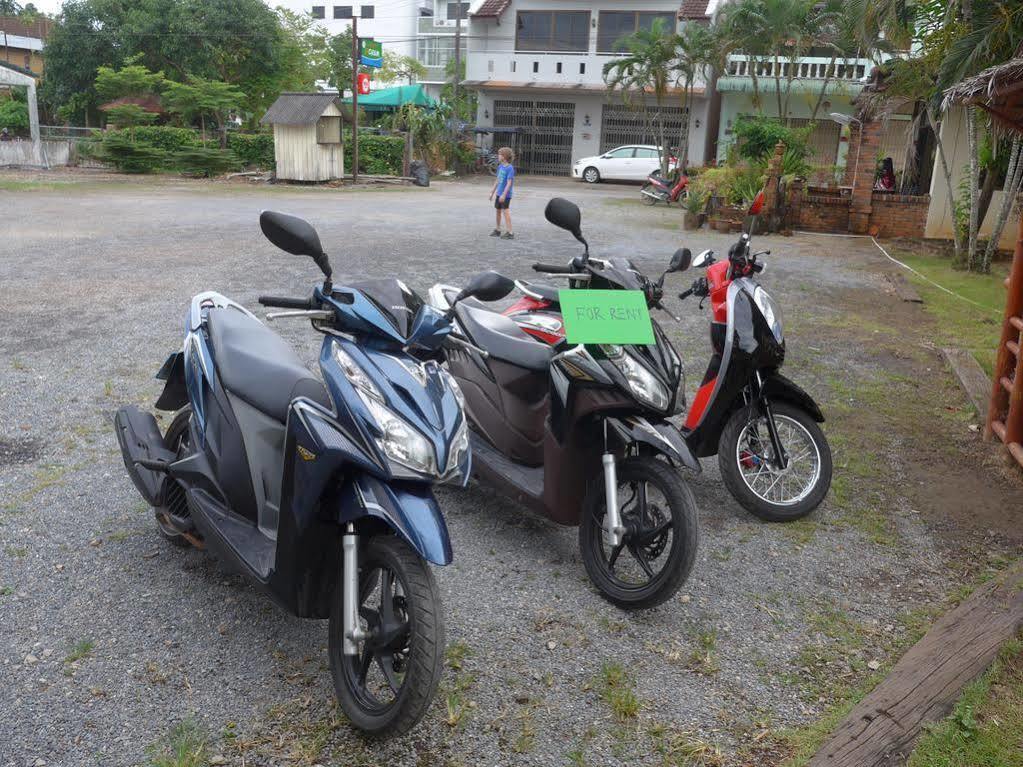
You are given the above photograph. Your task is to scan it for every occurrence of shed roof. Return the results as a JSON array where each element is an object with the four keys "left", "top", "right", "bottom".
[
  {"left": 260, "top": 92, "right": 343, "bottom": 126},
  {"left": 470, "top": 0, "right": 512, "bottom": 18},
  {"left": 943, "top": 58, "right": 1023, "bottom": 135},
  {"left": 679, "top": 0, "right": 711, "bottom": 19}
]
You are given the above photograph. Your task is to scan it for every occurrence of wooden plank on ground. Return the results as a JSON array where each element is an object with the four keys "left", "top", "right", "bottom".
[
  {"left": 808, "top": 564, "right": 1023, "bottom": 767},
  {"left": 941, "top": 347, "right": 991, "bottom": 421},
  {"left": 884, "top": 272, "right": 924, "bottom": 303}
]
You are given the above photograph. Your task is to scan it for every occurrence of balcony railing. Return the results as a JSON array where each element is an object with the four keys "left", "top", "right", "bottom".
[{"left": 725, "top": 54, "right": 873, "bottom": 81}]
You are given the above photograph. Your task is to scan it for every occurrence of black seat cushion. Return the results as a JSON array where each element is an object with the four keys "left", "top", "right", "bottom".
[
  {"left": 206, "top": 308, "right": 331, "bottom": 422},
  {"left": 516, "top": 280, "right": 561, "bottom": 303},
  {"left": 454, "top": 303, "right": 552, "bottom": 371}
]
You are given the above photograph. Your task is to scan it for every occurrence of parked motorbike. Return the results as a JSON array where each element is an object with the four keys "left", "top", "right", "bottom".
[
  {"left": 423, "top": 200, "right": 700, "bottom": 610},
  {"left": 113, "top": 211, "right": 510, "bottom": 735},
  {"left": 641, "top": 170, "right": 689, "bottom": 206},
  {"left": 500, "top": 196, "right": 833, "bottom": 522}
]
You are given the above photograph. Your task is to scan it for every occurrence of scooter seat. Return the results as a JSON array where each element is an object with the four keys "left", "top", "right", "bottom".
[
  {"left": 454, "top": 303, "right": 552, "bottom": 371},
  {"left": 206, "top": 307, "right": 331, "bottom": 422}
]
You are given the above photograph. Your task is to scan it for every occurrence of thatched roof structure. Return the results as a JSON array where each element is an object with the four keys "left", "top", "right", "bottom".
[{"left": 942, "top": 58, "right": 1023, "bottom": 134}]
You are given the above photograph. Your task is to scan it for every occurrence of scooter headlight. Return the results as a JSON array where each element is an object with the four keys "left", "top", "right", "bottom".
[
  {"left": 752, "top": 286, "right": 783, "bottom": 343},
  {"left": 601, "top": 345, "right": 670, "bottom": 411},
  {"left": 360, "top": 394, "right": 438, "bottom": 476}
]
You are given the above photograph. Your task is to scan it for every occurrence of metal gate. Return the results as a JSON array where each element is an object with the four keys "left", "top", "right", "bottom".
[
  {"left": 789, "top": 118, "right": 841, "bottom": 167},
  {"left": 600, "top": 103, "right": 687, "bottom": 153},
  {"left": 493, "top": 99, "right": 574, "bottom": 175}
]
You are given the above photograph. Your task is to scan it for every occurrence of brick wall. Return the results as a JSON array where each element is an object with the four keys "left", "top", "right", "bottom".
[
  {"left": 868, "top": 193, "right": 930, "bottom": 238},
  {"left": 798, "top": 194, "right": 851, "bottom": 232}
]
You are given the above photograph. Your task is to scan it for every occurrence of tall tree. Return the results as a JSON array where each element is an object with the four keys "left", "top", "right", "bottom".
[
  {"left": 163, "top": 75, "right": 244, "bottom": 146},
  {"left": 673, "top": 21, "right": 723, "bottom": 168}
]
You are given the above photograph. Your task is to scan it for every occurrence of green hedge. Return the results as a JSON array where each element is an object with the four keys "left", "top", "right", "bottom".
[
  {"left": 344, "top": 133, "right": 404, "bottom": 175},
  {"left": 227, "top": 132, "right": 275, "bottom": 170},
  {"left": 107, "top": 126, "right": 206, "bottom": 154}
]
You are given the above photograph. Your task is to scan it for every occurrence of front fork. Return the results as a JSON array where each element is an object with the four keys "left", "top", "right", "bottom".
[
  {"left": 342, "top": 524, "right": 368, "bottom": 656},
  {"left": 601, "top": 422, "right": 625, "bottom": 547},
  {"left": 753, "top": 372, "right": 788, "bottom": 470}
]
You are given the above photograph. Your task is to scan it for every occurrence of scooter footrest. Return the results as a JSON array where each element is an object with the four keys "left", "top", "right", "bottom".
[{"left": 114, "top": 406, "right": 176, "bottom": 507}]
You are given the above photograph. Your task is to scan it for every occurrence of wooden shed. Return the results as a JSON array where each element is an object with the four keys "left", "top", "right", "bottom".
[{"left": 260, "top": 92, "right": 345, "bottom": 182}]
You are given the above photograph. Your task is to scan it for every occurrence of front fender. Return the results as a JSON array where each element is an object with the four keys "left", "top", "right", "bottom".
[
  {"left": 762, "top": 373, "right": 824, "bottom": 422},
  {"left": 339, "top": 474, "right": 452, "bottom": 566},
  {"left": 606, "top": 416, "right": 701, "bottom": 472}
]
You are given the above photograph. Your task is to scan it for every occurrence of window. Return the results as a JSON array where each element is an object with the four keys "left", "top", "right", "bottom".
[
  {"left": 515, "top": 11, "right": 590, "bottom": 52},
  {"left": 598, "top": 11, "right": 675, "bottom": 52},
  {"left": 634, "top": 148, "right": 659, "bottom": 159},
  {"left": 361, "top": 5, "right": 374, "bottom": 18},
  {"left": 333, "top": 5, "right": 351, "bottom": 17},
  {"left": 311, "top": 5, "right": 325, "bottom": 18},
  {"left": 556, "top": 62, "right": 562, "bottom": 74},
  {"left": 579, "top": 62, "right": 586, "bottom": 74},
  {"left": 605, "top": 147, "right": 635, "bottom": 159},
  {"left": 446, "top": 2, "right": 469, "bottom": 20},
  {"left": 533, "top": 61, "right": 539, "bottom": 73},
  {"left": 317, "top": 116, "right": 342, "bottom": 144},
  {"left": 416, "top": 36, "right": 463, "bottom": 68}
]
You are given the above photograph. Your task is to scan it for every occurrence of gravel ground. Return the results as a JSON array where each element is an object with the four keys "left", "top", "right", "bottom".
[{"left": 0, "top": 172, "right": 1013, "bottom": 767}]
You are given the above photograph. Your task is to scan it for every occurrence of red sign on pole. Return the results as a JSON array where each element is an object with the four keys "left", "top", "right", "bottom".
[{"left": 357, "top": 72, "right": 371, "bottom": 95}]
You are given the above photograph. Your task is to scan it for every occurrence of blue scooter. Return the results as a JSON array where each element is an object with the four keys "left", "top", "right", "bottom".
[{"left": 114, "top": 211, "right": 513, "bottom": 735}]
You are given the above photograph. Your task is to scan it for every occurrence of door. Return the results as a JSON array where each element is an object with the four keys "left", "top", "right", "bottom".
[
  {"left": 600, "top": 146, "right": 636, "bottom": 179},
  {"left": 493, "top": 99, "right": 575, "bottom": 176},
  {"left": 632, "top": 147, "right": 662, "bottom": 179}
]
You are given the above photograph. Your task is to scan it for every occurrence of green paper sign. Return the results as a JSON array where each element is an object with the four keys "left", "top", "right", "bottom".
[{"left": 559, "top": 290, "right": 655, "bottom": 345}]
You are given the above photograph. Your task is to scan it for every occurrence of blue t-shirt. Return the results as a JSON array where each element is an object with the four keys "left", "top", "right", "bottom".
[{"left": 496, "top": 164, "right": 515, "bottom": 198}]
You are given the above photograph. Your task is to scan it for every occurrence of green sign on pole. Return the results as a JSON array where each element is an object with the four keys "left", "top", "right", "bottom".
[
  {"left": 558, "top": 290, "right": 655, "bottom": 345},
  {"left": 360, "top": 38, "right": 383, "bottom": 68}
]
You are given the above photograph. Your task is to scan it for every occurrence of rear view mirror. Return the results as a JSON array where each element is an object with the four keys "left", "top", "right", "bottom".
[
  {"left": 545, "top": 198, "right": 589, "bottom": 255},
  {"left": 668, "top": 247, "right": 692, "bottom": 273},
  {"left": 463, "top": 270, "right": 515, "bottom": 303},
  {"left": 692, "top": 249, "right": 714, "bottom": 268},
  {"left": 260, "top": 210, "right": 332, "bottom": 280}
]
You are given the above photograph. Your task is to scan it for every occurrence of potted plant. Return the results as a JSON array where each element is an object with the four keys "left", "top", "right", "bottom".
[{"left": 682, "top": 180, "right": 710, "bottom": 230}]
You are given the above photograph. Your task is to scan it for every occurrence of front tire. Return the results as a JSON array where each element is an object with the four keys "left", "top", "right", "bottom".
[
  {"left": 583, "top": 166, "right": 601, "bottom": 184},
  {"left": 640, "top": 183, "right": 658, "bottom": 205},
  {"left": 579, "top": 457, "right": 699, "bottom": 610},
  {"left": 329, "top": 535, "right": 444, "bottom": 736},
  {"left": 718, "top": 401, "right": 832, "bottom": 522}
]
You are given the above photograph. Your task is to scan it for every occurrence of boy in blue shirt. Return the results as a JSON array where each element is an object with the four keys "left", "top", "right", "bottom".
[{"left": 489, "top": 147, "right": 515, "bottom": 239}]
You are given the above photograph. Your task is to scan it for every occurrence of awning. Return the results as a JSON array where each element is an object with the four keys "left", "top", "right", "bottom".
[
  {"left": 716, "top": 76, "right": 865, "bottom": 97},
  {"left": 342, "top": 84, "right": 437, "bottom": 111}
]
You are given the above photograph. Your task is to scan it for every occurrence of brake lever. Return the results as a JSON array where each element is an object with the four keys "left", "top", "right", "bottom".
[
  {"left": 265, "top": 310, "right": 335, "bottom": 322},
  {"left": 446, "top": 335, "right": 489, "bottom": 359}
]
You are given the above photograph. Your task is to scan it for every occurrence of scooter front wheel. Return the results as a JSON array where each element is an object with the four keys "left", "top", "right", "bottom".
[
  {"left": 329, "top": 535, "right": 445, "bottom": 736},
  {"left": 718, "top": 402, "right": 832, "bottom": 521},
  {"left": 579, "top": 457, "right": 699, "bottom": 610}
]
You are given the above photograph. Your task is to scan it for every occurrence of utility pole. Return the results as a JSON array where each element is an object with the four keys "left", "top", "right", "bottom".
[
  {"left": 351, "top": 12, "right": 360, "bottom": 183},
  {"left": 453, "top": 0, "right": 463, "bottom": 107}
]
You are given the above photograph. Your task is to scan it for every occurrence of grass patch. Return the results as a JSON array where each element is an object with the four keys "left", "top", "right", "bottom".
[
  {"left": 65, "top": 638, "right": 95, "bottom": 664},
  {"left": 907, "top": 636, "right": 1023, "bottom": 767},
  {"left": 596, "top": 662, "right": 640, "bottom": 722},
  {"left": 148, "top": 717, "right": 208, "bottom": 767},
  {"left": 648, "top": 723, "right": 725, "bottom": 766},
  {"left": 892, "top": 249, "right": 1006, "bottom": 376}
]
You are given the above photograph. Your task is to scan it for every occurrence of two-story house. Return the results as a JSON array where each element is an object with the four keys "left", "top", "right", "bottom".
[
  {"left": 415, "top": 0, "right": 469, "bottom": 99},
  {"left": 463, "top": 0, "right": 719, "bottom": 176},
  {"left": 0, "top": 15, "right": 50, "bottom": 78},
  {"left": 279, "top": 1, "right": 429, "bottom": 64}
]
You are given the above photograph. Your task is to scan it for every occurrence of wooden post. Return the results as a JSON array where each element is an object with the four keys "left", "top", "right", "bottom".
[
  {"left": 351, "top": 14, "right": 359, "bottom": 184},
  {"left": 985, "top": 207, "right": 1023, "bottom": 458}
]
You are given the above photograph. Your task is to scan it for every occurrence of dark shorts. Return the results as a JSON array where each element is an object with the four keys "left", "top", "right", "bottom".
[{"left": 494, "top": 197, "right": 511, "bottom": 210}]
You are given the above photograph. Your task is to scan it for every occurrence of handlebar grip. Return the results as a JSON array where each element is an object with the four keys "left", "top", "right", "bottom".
[
  {"left": 532, "top": 262, "right": 574, "bottom": 274},
  {"left": 678, "top": 288, "right": 695, "bottom": 301},
  {"left": 258, "top": 295, "right": 316, "bottom": 310}
]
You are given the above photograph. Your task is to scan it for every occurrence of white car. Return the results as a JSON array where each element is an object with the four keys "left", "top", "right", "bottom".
[{"left": 572, "top": 145, "right": 677, "bottom": 183}]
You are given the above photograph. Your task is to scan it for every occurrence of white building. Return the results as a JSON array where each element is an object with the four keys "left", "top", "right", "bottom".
[
  {"left": 415, "top": 0, "right": 469, "bottom": 98},
  {"left": 276, "top": 0, "right": 430, "bottom": 61},
  {"left": 463, "top": 0, "right": 719, "bottom": 176}
]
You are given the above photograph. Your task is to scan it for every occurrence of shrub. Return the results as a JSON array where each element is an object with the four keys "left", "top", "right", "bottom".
[
  {"left": 228, "top": 132, "right": 275, "bottom": 170},
  {"left": 103, "top": 126, "right": 205, "bottom": 154},
  {"left": 0, "top": 97, "right": 29, "bottom": 134},
  {"left": 732, "top": 115, "right": 812, "bottom": 175},
  {"left": 172, "top": 147, "right": 241, "bottom": 177},
  {"left": 344, "top": 132, "right": 405, "bottom": 175},
  {"left": 83, "top": 133, "right": 168, "bottom": 173}
]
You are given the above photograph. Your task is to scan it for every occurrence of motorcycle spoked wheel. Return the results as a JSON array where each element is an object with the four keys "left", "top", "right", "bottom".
[
  {"left": 640, "top": 184, "right": 659, "bottom": 205},
  {"left": 718, "top": 402, "right": 832, "bottom": 522},
  {"left": 156, "top": 407, "right": 194, "bottom": 547},
  {"left": 329, "top": 535, "right": 445, "bottom": 736},
  {"left": 579, "top": 457, "right": 699, "bottom": 610}
]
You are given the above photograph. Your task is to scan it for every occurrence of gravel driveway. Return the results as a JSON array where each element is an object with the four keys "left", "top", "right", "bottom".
[{"left": 1, "top": 172, "right": 1013, "bottom": 767}]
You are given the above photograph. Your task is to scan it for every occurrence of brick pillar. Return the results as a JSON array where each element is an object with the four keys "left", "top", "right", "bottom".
[
  {"left": 762, "top": 141, "right": 785, "bottom": 231},
  {"left": 848, "top": 118, "right": 881, "bottom": 234},
  {"left": 787, "top": 178, "right": 804, "bottom": 230}
]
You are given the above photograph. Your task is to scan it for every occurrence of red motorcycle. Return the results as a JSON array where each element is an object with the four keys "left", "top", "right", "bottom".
[
  {"left": 502, "top": 193, "right": 832, "bottom": 522},
  {"left": 641, "top": 170, "right": 689, "bottom": 206}
]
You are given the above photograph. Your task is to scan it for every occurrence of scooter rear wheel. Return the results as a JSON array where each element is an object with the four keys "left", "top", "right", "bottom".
[
  {"left": 718, "top": 402, "right": 832, "bottom": 521},
  {"left": 640, "top": 184, "right": 658, "bottom": 205},
  {"left": 579, "top": 457, "right": 699, "bottom": 610},
  {"left": 329, "top": 535, "right": 445, "bottom": 736}
]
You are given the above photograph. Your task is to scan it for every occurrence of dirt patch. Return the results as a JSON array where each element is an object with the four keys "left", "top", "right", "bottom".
[{"left": 0, "top": 436, "right": 43, "bottom": 467}]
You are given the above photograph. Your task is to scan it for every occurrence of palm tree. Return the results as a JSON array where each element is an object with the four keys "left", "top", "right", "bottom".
[
  {"left": 715, "top": 0, "right": 770, "bottom": 114},
  {"left": 673, "top": 22, "right": 726, "bottom": 168},
  {"left": 603, "top": 17, "right": 679, "bottom": 175}
]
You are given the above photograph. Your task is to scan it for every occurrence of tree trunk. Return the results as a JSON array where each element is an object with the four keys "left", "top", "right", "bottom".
[
  {"left": 749, "top": 57, "right": 762, "bottom": 114},
  {"left": 657, "top": 101, "right": 668, "bottom": 176},
  {"left": 200, "top": 114, "right": 207, "bottom": 144},
  {"left": 679, "top": 79, "right": 692, "bottom": 170},
  {"left": 982, "top": 135, "right": 1023, "bottom": 269},
  {"left": 927, "top": 106, "right": 964, "bottom": 263},
  {"left": 967, "top": 106, "right": 981, "bottom": 270},
  {"left": 773, "top": 54, "right": 783, "bottom": 120},
  {"left": 810, "top": 56, "right": 837, "bottom": 121}
]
